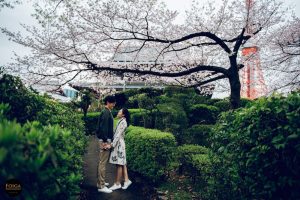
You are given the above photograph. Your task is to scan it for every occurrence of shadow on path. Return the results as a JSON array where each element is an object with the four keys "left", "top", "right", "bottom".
[{"left": 80, "top": 136, "right": 155, "bottom": 200}]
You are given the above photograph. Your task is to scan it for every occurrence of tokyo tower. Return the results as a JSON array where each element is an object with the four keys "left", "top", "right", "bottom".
[{"left": 240, "top": 0, "right": 267, "bottom": 99}]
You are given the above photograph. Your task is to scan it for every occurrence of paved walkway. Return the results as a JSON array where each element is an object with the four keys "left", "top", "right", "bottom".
[{"left": 80, "top": 136, "right": 155, "bottom": 200}]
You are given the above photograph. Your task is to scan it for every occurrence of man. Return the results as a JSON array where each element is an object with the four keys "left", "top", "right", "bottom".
[{"left": 96, "top": 95, "right": 116, "bottom": 193}]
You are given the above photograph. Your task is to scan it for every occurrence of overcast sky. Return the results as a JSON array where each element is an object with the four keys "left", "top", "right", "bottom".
[{"left": 0, "top": 0, "right": 300, "bottom": 66}]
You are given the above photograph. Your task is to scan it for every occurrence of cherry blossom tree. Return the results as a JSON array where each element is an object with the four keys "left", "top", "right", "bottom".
[
  {"left": 0, "top": 0, "right": 20, "bottom": 10},
  {"left": 1, "top": 0, "right": 289, "bottom": 108},
  {"left": 265, "top": 16, "right": 300, "bottom": 92}
]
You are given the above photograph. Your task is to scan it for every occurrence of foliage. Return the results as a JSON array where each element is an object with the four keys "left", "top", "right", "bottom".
[
  {"left": 115, "top": 92, "right": 128, "bottom": 109},
  {"left": 156, "top": 102, "right": 188, "bottom": 143},
  {"left": 0, "top": 74, "right": 85, "bottom": 139},
  {"left": 164, "top": 86, "right": 196, "bottom": 97},
  {"left": 36, "top": 98, "right": 85, "bottom": 140},
  {"left": 130, "top": 110, "right": 149, "bottom": 127},
  {"left": 210, "top": 92, "right": 300, "bottom": 199},
  {"left": 182, "top": 124, "right": 214, "bottom": 146},
  {"left": 0, "top": 74, "right": 46, "bottom": 123},
  {"left": 79, "top": 112, "right": 100, "bottom": 135},
  {"left": 126, "top": 126, "right": 177, "bottom": 182},
  {"left": 0, "top": 107, "right": 86, "bottom": 199},
  {"left": 240, "top": 98, "right": 253, "bottom": 107},
  {"left": 189, "top": 104, "right": 219, "bottom": 125},
  {"left": 213, "top": 100, "right": 231, "bottom": 112},
  {"left": 74, "top": 90, "right": 94, "bottom": 117}
]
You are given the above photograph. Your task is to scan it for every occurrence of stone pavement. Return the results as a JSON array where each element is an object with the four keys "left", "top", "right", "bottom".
[{"left": 80, "top": 136, "right": 155, "bottom": 200}]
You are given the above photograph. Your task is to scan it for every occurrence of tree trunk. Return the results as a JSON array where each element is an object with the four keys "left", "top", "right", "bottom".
[{"left": 228, "top": 56, "right": 241, "bottom": 109}]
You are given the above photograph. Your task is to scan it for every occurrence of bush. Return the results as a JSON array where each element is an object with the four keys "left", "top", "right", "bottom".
[
  {"left": 0, "top": 74, "right": 46, "bottom": 123},
  {"left": 213, "top": 100, "right": 231, "bottom": 112},
  {"left": 0, "top": 74, "right": 85, "bottom": 139},
  {"left": 156, "top": 103, "right": 188, "bottom": 143},
  {"left": 240, "top": 98, "right": 253, "bottom": 107},
  {"left": 80, "top": 112, "right": 100, "bottom": 134},
  {"left": 214, "top": 98, "right": 253, "bottom": 112},
  {"left": 164, "top": 86, "right": 195, "bottom": 97},
  {"left": 126, "top": 96, "right": 139, "bottom": 109},
  {"left": 182, "top": 124, "right": 214, "bottom": 146},
  {"left": 126, "top": 126, "right": 177, "bottom": 182},
  {"left": 0, "top": 113, "right": 86, "bottom": 199},
  {"left": 211, "top": 92, "right": 300, "bottom": 200},
  {"left": 36, "top": 98, "right": 85, "bottom": 140},
  {"left": 189, "top": 104, "right": 219, "bottom": 125},
  {"left": 128, "top": 108, "right": 147, "bottom": 114},
  {"left": 130, "top": 112, "right": 144, "bottom": 126},
  {"left": 177, "top": 145, "right": 211, "bottom": 181}
]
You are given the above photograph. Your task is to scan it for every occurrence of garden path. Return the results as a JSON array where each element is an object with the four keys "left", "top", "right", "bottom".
[{"left": 79, "top": 135, "right": 154, "bottom": 200}]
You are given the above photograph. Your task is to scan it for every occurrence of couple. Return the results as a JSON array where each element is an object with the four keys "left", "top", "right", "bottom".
[{"left": 96, "top": 95, "right": 132, "bottom": 193}]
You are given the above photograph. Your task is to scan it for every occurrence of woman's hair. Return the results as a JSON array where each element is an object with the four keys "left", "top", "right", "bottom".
[{"left": 122, "top": 108, "right": 130, "bottom": 126}]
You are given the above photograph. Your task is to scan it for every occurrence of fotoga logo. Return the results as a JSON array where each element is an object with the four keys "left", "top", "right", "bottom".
[{"left": 4, "top": 179, "right": 22, "bottom": 197}]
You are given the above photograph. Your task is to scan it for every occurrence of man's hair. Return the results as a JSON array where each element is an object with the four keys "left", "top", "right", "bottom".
[{"left": 103, "top": 95, "right": 116, "bottom": 105}]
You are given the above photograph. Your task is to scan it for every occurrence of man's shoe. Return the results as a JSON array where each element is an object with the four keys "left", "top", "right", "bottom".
[
  {"left": 97, "top": 183, "right": 109, "bottom": 187},
  {"left": 98, "top": 186, "right": 113, "bottom": 193},
  {"left": 109, "top": 183, "right": 122, "bottom": 190},
  {"left": 122, "top": 180, "right": 132, "bottom": 190}
]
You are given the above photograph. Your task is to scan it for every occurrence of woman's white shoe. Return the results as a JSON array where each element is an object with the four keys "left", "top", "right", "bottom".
[
  {"left": 109, "top": 183, "right": 122, "bottom": 190},
  {"left": 122, "top": 180, "right": 132, "bottom": 189}
]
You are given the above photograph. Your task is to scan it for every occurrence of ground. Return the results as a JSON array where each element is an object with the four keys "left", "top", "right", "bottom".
[{"left": 79, "top": 136, "right": 156, "bottom": 200}]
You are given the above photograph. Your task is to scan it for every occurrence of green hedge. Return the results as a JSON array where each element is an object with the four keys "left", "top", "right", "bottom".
[
  {"left": 80, "top": 112, "right": 99, "bottom": 135},
  {"left": 177, "top": 145, "right": 211, "bottom": 184},
  {"left": 214, "top": 98, "right": 253, "bottom": 112},
  {"left": 126, "top": 126, "right": 177, "bottom": 182},
  {"left": 0, "top": 106, "right": 86, "bottom": 199},
  {"left": 189, "top": 104, "right": 219, "bottom": 125},
  {"left": 0, "top": 74, "right": 46, "bottom": 123},
  {"left": 156, "top": 103, "right": 188, "bottom": 143},
  {"left": 213, "top": 100, "right": 231, "bottom": 112},
  {"left": 81, "top": 109, "right": 146, "bottom": 135},
  {"left": 211, "top": 92, "right": 300, "bottom": 200},
  {"left": 182, "top": 124, "right": 214, "bottom": 146}
]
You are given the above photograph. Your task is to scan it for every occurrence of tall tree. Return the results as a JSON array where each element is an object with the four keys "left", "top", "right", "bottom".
[
  {"left": 1, "top": 0, "right": 289, "bottom": 108},
  {"left": 265, "top": 16, "right": 300, "bottom": 92},
  {"left": 0, "top": 0, "right": 20, "bottom": 10}
]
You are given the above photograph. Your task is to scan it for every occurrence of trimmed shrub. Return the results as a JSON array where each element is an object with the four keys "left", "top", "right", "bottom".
[
  {"left": 126, "top": 126, "right": 177, "bottom": 182},
  {"left": 182, "top": 124, "right": 214, "bottom": 146},
  {"left": 177, "top": 145, "right": 211, "bottom": 181},
  {"left": 130, "top": 111, "right": 147, "bottom": 127},
  {"left": 211, "top": 92, "right": 300, "bottom": 200},
  {"left": 80, "top": 112, "right": 100, "bottom": 134},
  {"left": 156, "top": 103, "right": 188, "bottom": 143},
  {"left": 126, "top": 96, "right": 139, "bottom": 109},
  {"left": 128, "top": 108, "right": 146, "bottom": 114},
  {"left": 164, "top": 86, "right": 195, "bottom": 97},
  {"left": 240, "top": 98, "right": 253, "bottom": 107},
  {"left": 213, "top": 100, "right": 231, "bottom": 112},
  {"left": 0, "top": 114, "right": 86, "bottom": 199},
  {"left": 178, "top": 144, "right": 209, "bottom": 156},
  {"left": 189, "top": 104, "right": 219, "bottom": 125},
  {"left": 214, "top": 98, "right": 253, "bottom": 112},
  {"left": 36, "top": 98, "right": 85, "bottom": 140}
]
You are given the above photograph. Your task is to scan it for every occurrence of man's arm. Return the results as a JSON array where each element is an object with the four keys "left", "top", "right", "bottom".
[{"left": 98, "top": 110, "right": 110, "bottom": 140}]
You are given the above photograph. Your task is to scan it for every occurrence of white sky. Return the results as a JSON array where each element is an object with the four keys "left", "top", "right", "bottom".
[{"left": 0, "top": 0, "right": 300, "bottom": 66}]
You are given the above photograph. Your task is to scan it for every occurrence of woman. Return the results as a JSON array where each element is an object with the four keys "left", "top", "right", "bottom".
[{"left": 108, "top": 108, "right": 132, "bottom": 190}]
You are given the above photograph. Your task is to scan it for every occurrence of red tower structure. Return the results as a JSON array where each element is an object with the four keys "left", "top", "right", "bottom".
[{"left": 240, "top": 0, "right": 267, "bottom": 99}]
